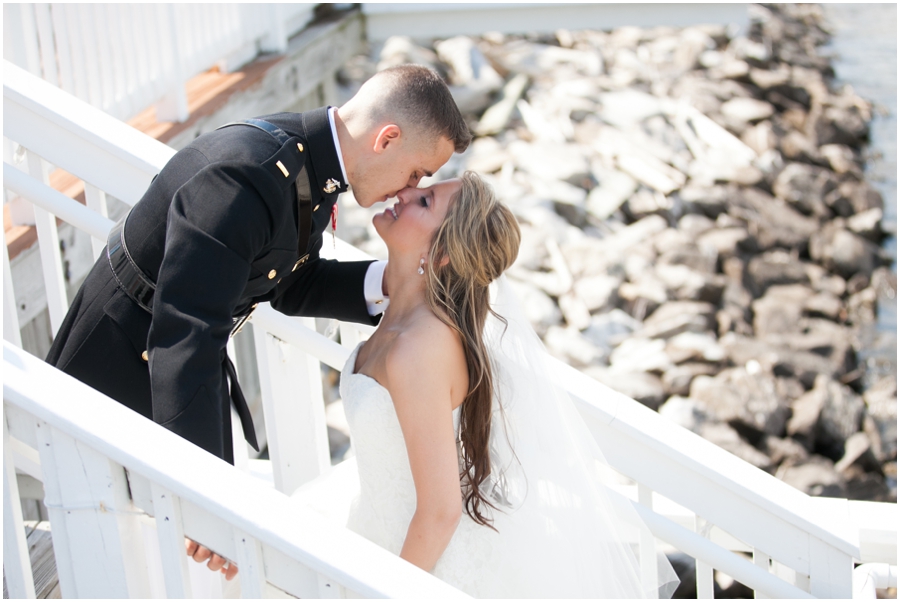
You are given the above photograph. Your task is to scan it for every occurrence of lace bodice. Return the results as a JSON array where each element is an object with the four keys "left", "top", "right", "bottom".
[{"left": 340, "top": 344, "right": 497, "bottom": 596}]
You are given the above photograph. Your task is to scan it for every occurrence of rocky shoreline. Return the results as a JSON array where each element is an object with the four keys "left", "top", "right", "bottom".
[{"left": 332, "top": 4, "right": 896, "bottom": 505}]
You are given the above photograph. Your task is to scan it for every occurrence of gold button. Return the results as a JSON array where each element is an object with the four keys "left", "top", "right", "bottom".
[
  {"left": 141, "top": 350, "right": 149, "bottom": 362},
  {"left": 268, "top": 269, "right": 277, "bottom": 279},
  {"left": 297, "top": 143, "right": 304, "bottom": 152},
  {"left": 313, "top": 204, "right": 320, "bottom": 211}
]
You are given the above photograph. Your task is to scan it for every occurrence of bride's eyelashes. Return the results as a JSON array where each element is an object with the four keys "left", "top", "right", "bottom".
[{"left": 420, "top": 195, "right": 428, "bottom": 207}]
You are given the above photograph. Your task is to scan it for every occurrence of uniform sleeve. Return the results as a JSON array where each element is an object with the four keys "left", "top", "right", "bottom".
[
  {"left": 147, "top": 161, "right": 276, "bottom": 459},
  {"left": 269, "top": 227, "right": 380, "bottom": 326}
]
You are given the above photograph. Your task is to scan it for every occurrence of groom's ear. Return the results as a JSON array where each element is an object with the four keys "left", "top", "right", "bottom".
[{"left": 373, "top": 124, "right": 401, "bottom": 153}]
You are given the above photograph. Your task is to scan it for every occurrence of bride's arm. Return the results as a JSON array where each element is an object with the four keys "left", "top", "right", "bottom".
[{"left": 386, "top": 329, "right": 466, "bottom": 573}]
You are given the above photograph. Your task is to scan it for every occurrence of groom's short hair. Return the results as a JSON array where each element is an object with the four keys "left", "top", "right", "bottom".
[{"left": 372, "top": 64, "right": 472, "bottom": 153}]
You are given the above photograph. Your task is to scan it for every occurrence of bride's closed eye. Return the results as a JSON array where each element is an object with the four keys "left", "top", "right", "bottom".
[{"left": 420, "top": 195, "right": 428, "bottom": 207}]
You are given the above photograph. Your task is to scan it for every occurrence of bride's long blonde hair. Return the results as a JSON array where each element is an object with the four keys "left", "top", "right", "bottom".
[{"left": 423, "top": 171, "right": 520, "bottom": 527}]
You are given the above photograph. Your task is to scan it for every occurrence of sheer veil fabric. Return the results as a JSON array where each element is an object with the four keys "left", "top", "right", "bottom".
[{"left": 474, "top": 276, "right": 680, "bottom": 598}]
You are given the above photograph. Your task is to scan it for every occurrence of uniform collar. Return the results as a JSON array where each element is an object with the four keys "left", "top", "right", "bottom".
[{"left": 301, "top": 107, "right": 349, "bottom": 196}]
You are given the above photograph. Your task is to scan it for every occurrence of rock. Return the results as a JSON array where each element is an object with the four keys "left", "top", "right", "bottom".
[
  {"left": 582, "top": 309, "right": 643, "bottom": 354},
  {"left": 747, "top": 250, "right": 810, "bottom": 295},
  {"left": 864, "top": 376, "right": 898, "bottom": 461},
  {"left": 464, "top": 136, "right": 511, "bottom": 174},
  {"left": 506, "top": 278, "right": 563, "bottom": 336},
  {"left": 655, "top": 264, "right": 727, "bottom": 303},
  {"left": 679, "top": 183, "right": 731, "bottom": 217},
  {"left": 835, "top": 432, "right": 883, "bottom": 474},
  {"left": 616, "top": 153, "right": 686, "bottom": 195},
  {"left": 779, "top": 130, "right": 821, "bottom": 163},
  {"left": 802, "top": 291, "right": 843, "bottom": 321},
  {"left": 697, "top": 227, "right": 752, "bottom": 259},
  {"left": 804, "top": 262, "right": 847, "bottom": 296},
  {"left": 734, "top": 188, "right": 819, "bottom": 251},
  {"left": 677, "top": 214, "right": 716, "bottom": 238},
  {"left": 699, "top": 422, "right": 774, "bottom": 471},
  {"left": 720, "top": 97, "right": 776, "bottom": 124},
  {"left": 475, "top": 73, "right": 530, "bottom": 136},
  {"left": 662, "top": 363, "right": 719, "bottom": 397},
  {"left": 572, "top": 274, "right": 621, "bottom": 313},
  {"left": 762, "top": 435, "right": 809, "bottom": 466},
  {"left": 585, "top": 367, "right": 667, "bottom": 410},
  {"left": 752, "top": 284, "right": 815, "bottom": 337},
  {"left": 597, "top": 89, "right": 663, "bottom": 129},
  {"left": 791, "top": 375, "right": 865, "bottom": 460},
  {"left": 778, "top": 456, "right": 847, "bottom": 497},
  {"left": 508, "top": 140, "right": 591, "bottom": 186},
  {"left": 377, "top": 36, "right": 445, "bottom": 74},
  {"left": 809, "top": 223, "right": 879, "bottom": 280},
  {"left": 772, "top": 163, "right": 837, "bottom": 219},
  {"left": 658, "top": 395, "right": 713, "bottom": 432},
  {"left": 819, "top": 144, "right": 863, "bottom": 177},
  {"left": 741, "top": 120, "right": 778, "bottom": 156},
  {"left": 585, "top": 166, "right": 637, "bottom": 220},
  {"left": 486, "top": 40, "right": 603, "bottom": 78},
  {"left": 814, "top": 104, "right": 869, "bottom": 147},
  {"left": 665, "top": 331, "right": 725, "bottom": 364},
  {"left": 846, "top": 208, "right": 884, "bottom": 242},
  {"left": 543, "top": 325, "right": 606, "bottom": 367},
  {"left": 640, "top": 300, "right": 717, "bottom": 339},
  {"left": 608, "top": 337, "right": 674, "bottom": 374},
  {"left": 839, "top": 180, "right": 884, "bottom": 214},
  {"left": 690, "top": 367, "right": 791, "bottom": 437}
]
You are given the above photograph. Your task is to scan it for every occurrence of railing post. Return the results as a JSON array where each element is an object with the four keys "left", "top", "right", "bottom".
[
  {"left": 695, "top": 515, "right": 715, "bottom": 598},
  {"left": 25, "top": 150, "right": 68, "bottom": 335},
  {"left": 151, "top": 483, "right": 193, "bottom": 598},
  {"left": 3, "top": 221, "right": 23, "bottom": 348},
  {"left": 753, "top": 548, "right": 771, "bottom": 599},
  {"left": 156, "top": 4, "right": 189, "bottom": 123},
  {"left": 3, "top": 414, "right": 37, "bottom": 598},
  {"left": 808, "top": 538, "right": 853, "bottom": 598},
  {"left": 83, "top": 183, "right": 109, "bottom": 259},
  {"left": 253, "top": 320, "right": 330, "bottom": 495},
  {"left": 233, "top": 528, "right": 267, "bottom": 597},
  {"left": 35, "top": 419, "right": 152, "bottom": 597},
  {"left": 638, "top": 483, "right": 660, "bottom": 598}
]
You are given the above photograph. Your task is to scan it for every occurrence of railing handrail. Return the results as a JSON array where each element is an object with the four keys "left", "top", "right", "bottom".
[
  {"left": 559, "top": 360, "right": 861, "bottom": 558},
  {"left": 2, "top": 341, "right": 467, "bottom": 598},
  {"left": 4, "top": 60, "right": 174, "bottom": 205}
]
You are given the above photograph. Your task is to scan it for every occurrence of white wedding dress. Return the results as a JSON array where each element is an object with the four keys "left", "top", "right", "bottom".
[{"left": 292, "top": 279, "right": 678, "bottom": 598}]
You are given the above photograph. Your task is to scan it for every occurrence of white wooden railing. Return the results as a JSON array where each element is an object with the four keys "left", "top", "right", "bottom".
[
  {"left": 3, "top": 3, "right": 316, "bottom": 123},
  {"left": 3, "top": 60, "right": 898, "bottom": 598}
]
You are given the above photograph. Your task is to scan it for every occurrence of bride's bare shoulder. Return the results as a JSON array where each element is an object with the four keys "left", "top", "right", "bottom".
[{"left": 384, "top": 314, "right": 467, "bottom": 400}]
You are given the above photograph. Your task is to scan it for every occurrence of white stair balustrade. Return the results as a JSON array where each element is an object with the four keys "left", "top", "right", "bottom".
[
  {"left": 3, "top": 59, "right": 897, "bottom": 599},
  {"left": 3, "top": 341, "right": 469, "bottom": 598},
  {"left": 3, "top": 4, "right": 316, "bottom": 123}
]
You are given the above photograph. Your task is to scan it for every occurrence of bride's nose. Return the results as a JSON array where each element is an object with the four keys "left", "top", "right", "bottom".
[{"left": 396, "top": 187, "right": 418, "bottom": 204}]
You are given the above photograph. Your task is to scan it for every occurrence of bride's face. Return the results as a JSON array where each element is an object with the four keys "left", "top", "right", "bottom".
[{"left": 373, "top": 179, "right": 461, "bottom": 255}]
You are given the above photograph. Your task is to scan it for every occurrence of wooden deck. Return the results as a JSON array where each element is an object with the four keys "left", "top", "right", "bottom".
[{"left": 2, "top": 521, "right": 59, "bottom": 599}]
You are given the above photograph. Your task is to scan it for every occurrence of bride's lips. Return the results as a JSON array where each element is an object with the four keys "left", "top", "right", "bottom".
[{"left": 389, "top": 203, "right": 399, "bottom": 220}]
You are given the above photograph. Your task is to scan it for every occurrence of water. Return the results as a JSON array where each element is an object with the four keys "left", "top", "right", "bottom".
[{"left": 821, "top": 4, "right": 897, "bottom": 383}]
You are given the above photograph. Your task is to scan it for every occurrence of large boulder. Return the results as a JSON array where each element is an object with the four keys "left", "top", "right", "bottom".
[
  {"left": 787, "top": 375, "right": 865, "bottom": 460},
  {"left": 689, "top": 367, "right": 791, "bottom": 437}
]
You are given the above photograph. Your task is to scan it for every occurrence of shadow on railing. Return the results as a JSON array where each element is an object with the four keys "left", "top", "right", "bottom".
[{"left": 4, "top": 60, "right": 896, "bottom": 599}]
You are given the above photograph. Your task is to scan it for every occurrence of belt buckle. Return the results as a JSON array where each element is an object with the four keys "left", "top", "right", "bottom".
[
  {"left": 230, "top": 303, "right": 259, "bottom": 338},
  {"left": 292, "top": 254, "right": 310, "bottom": 272}
]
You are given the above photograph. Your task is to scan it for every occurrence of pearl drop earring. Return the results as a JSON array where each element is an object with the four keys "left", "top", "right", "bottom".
[{"left": 417, "top": 258, "right": 425, "bottom": 275}]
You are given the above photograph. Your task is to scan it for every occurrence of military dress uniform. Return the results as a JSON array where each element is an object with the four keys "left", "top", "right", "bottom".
[{"left": 46, "top": 108, "right": 380, "bottom": 464}]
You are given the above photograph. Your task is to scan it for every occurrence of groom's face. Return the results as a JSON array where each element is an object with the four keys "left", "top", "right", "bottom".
[{"left": 350, "top": 133, "right": 455, "bottom": 208}]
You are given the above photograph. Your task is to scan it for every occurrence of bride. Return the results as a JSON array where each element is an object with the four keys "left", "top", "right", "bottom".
[{"left": 293, "top": 171, "right": 678, "bottom": 598}]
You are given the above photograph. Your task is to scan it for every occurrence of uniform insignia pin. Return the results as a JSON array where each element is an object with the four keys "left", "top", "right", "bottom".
[{"left": 324, "top": 178, "right": 340, "bottom": 194}]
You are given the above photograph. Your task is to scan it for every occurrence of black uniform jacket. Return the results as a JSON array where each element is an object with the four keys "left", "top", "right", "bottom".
[{"left": 46, "top": 108, "right": 377, "bottom": 463}]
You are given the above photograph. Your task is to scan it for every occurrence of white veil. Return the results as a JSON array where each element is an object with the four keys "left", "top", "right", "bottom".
[{"left": 474, "top": 276, "right": 679, "bottom": 599}]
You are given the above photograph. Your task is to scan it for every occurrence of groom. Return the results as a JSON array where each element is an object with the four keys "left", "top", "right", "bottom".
[{"left": 46, "top": 65, "right": 471, "bottom": 465}]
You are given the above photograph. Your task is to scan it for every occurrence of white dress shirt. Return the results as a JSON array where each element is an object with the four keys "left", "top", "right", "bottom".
[{"left": 328, "top": 107, "right": 389, "bottom": 316}]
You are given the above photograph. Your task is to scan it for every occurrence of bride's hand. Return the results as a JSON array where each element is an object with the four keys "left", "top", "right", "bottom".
[{"left": 185, "top": 538, "right": 239, "bottom": 580}]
